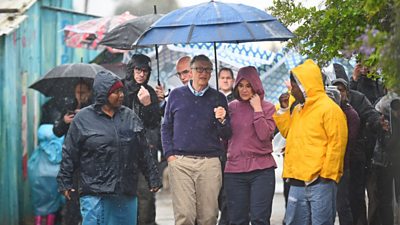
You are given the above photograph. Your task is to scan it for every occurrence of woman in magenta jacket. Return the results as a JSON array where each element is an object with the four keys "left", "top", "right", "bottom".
[{"left": 224, "top": 66, "right": 277, "bottom": 225}]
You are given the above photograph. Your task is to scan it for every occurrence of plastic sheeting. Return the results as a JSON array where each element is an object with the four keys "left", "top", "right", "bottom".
[{"left": 28, "top": 124, "right": 64, "bottom": 215}]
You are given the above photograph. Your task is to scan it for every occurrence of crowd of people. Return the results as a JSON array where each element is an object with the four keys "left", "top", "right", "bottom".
[{"left": 28, "top": 52, "right": 400, "bottom": 225}]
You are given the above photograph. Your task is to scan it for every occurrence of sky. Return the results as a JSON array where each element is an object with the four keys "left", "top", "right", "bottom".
[{"left": 73, "top": 0, "right": 274, "bottom": 17}]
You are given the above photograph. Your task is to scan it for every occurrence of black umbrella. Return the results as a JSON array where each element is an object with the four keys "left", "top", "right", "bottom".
[
  {"left": 98, "top": 14, "right": 163, "bottom": 50},
  {"left": 29, "top": 63, "right": 104, "bottom": 97},
  {"left": 99, "top": 6, "right": 164, "bottom": 85}
]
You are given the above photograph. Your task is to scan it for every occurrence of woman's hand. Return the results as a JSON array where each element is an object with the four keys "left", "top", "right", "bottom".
[{"left": 249, "top": 94, "right": 262, "bottom": 112}]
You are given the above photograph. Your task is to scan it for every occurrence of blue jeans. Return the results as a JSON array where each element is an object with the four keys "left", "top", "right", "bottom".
[
  {"left": 284, "top": 178, "right": 337, "bottom": 225},
  {"left": 225, "top": 168, "right": 275, "bottom": 225},
  {"left": 80, "top": 195, "right": 138, "bottom": 225}
]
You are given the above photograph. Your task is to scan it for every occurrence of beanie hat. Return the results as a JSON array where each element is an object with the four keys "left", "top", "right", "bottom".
[
  {"left": 332, "top": 78, "right": 349, "bottom": 90},
  {"left": 108, "top": 80, "right": 124, "bottom": 96}
]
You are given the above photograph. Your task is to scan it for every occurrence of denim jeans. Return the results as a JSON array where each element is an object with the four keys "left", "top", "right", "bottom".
[
  {"left": 225, "top": 168, "right": 275, "bottom": 225},
  {"left": 284, "top": 178, "right": 337, "bottom": 225},
  {"left": 80, "top": 195, "right": 138, "bottom": 225}
]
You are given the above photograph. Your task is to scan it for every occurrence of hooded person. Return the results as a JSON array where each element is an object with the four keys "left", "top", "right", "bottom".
[
  {"left": 57, "top": 70, "right": 162, "bottom": 225},
  {"left": 123, "top": 54, "right": 161, "bottom": 129},
  {"left": 330, "top": 78, "right": 361, "bottom": 225},
  {"left": 223, "top": 66, "right": 277, "bottom": 225},
  {"left": 273, "top": 59, "right": 348, "bottom": 225},
  {"left": 123, "top": 54, "right": 161, "bottom": 225}
]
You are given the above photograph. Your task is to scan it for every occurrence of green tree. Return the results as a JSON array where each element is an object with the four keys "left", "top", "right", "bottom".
[{"left": 269, "top": 0, "right": 400, "bottom": 90}]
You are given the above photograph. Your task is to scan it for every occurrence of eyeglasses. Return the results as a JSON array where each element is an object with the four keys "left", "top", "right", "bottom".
[
  {"left": 191, "top": 67, "right": 213, "bottom": 73},
  {"left": 176, "top": 69, "right": 190, "bottom": 77},
  {"left": 134, "top": 67, "right": 149, "bottom": 75}
]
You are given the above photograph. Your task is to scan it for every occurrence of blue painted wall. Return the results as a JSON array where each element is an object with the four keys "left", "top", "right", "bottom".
[{"left": 0, "top": 1, "right": 99, "bottom": 223}]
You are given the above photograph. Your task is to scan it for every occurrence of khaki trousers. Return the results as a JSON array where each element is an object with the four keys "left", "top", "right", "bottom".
[{"left": 168, "top": 156, "right": 222, "bottom": 225}]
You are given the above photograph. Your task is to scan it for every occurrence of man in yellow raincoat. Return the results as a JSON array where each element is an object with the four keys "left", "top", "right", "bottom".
[{"left": 273, "top": 59, "right": 348, "bottom": 225}]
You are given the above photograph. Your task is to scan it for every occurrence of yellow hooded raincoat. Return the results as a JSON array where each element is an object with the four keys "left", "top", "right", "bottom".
[{"left": 273, "top": 60, "right": 348, "bottom": 183}]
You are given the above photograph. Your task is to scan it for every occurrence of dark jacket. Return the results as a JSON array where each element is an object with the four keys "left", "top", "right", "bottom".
[
  {"left": 53, "top": 97, "right": 92, "bottom": 137},
  {"left": 122, "top": 79, "right": 161, "bottom": 130},
  {"left": 350, "top": 76, "right": 385, "bottom": 105},
  {"left": 349, "top": 90, "right": 382, "bottom": 161},
  {"left": 57, "top": 71, "right": 161, "bottom": 196},
  {"left": 40, "top": 97, "right": 65, "bottom": 125}
]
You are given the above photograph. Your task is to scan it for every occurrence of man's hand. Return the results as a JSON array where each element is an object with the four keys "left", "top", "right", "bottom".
[
  {"left": 155, "top": 85, "right": 165, "bottom": 103},
  {"left": 214, "top": 106, "right": 226, "bottom": 123},
  {"left": 167, "top": 155, "right": 177, "bottom": 162},
  {"left": 249, "top": 94, "right": 262, "bottom": 112},
  {"left": 380, "top": 115, "right": 390, "bottom": 132},
  {"left": 137, "top": 86, "right": 151, "bottom": 106},
  {"left": 63, "top": 189, "right": 75, "bottom": 200},
  {"left": 279, "top": 93, "right": 290, "bottom": 109},
  {"left": 353, "top": 64, "right": 363, "bottom": 81}
]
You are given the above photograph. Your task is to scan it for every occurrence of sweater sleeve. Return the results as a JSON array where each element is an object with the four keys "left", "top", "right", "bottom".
[
  {"left": 253, "top": 102, "right": 276, "bottom": 141},
  {"left": 161, "top": 91, "right": 175, "bottom": 158},
  {"left": 217, "top": 94, "right": 232, "bottom": 140}
]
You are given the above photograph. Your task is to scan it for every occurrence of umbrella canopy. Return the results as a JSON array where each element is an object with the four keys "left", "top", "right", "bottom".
[
  {"left": 64, "top": 12, "right": 136, "bottom": 50},
  {"left": 99, "top": 14, "right": 163, "bottom": 50},
  {"left": 29, "top": 63, "right": 105, "bottom": 97},
  {"left": 136, "top": 1, "right": 294, "bottom": 45},
  {"left": 135, "top": 1, "right": 294, "bottom": 89}
]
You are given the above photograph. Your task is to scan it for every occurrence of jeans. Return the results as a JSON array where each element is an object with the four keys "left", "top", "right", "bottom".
[
  {"left": 80, "top": 195, "right": 138, "bottom": 225},
  {"left": 284, "top": 178, "right": 337, "bottom": 225},
  {"left": 225, "top": 168, "right": 275, "bottom": 225}
]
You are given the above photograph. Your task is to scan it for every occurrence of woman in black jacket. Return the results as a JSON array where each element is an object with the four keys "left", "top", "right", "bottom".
[{"left": 57, "top": 70, "right": 161, "bottom": 225}]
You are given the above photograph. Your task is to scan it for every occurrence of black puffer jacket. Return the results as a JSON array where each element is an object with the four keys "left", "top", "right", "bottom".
[{"left": 57, "top": 70, "right": 161, "bottom": 196}]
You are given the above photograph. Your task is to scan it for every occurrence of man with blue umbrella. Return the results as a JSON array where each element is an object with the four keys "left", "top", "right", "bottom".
[{"left": 162, "top": 55, "right": 232, "bottom": 225}]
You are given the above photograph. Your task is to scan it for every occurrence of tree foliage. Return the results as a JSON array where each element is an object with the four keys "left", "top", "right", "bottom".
[{"left": 269, "top": 0, "right": 400, "bottom": 90}]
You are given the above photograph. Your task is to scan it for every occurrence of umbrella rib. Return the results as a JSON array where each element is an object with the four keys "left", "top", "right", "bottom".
[
  {"left": 187, "top": 24, "right": 195, "bottom": 43},
  {"left": 222, "top": 3, "right": 257, "bottom": 41}
]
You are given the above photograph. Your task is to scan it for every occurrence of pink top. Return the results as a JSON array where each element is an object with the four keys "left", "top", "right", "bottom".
[{"left": 224, "top": 66, "right": 277, "bottom": 173}]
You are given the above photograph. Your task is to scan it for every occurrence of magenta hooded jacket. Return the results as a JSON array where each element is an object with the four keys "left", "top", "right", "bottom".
[{"left": 225, "top": 66, "right": 277, "bottom": 173}]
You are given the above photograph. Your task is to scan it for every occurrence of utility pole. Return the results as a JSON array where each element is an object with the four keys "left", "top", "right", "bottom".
[{"left": 84, "top": 0, "right": 89, "bottom": 13}]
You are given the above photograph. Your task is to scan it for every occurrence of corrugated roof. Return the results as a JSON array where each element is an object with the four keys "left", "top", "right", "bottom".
[{"left": 0, "top": 0, "right": 36, "bottom": 36}]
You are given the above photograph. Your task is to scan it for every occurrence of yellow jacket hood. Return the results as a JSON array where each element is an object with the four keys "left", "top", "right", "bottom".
[{"left": 291, "top": 59, "right": 325, "bottom": 102}]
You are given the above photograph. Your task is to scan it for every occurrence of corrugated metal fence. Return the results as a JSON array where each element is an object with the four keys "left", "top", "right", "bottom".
[{"left": 0, "top": 0, "right": 99, "bottom": 223}]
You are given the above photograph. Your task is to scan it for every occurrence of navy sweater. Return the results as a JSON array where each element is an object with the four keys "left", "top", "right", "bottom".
[{"left": 162, "top": 86, "right": 232, "bottom": 158}]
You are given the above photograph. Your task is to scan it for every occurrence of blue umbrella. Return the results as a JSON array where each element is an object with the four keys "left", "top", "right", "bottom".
[
  {"left": 135, "top": 1, "right": 294, "bottom": 45},
  {"left": 135, "top": 1, "right": 294, "bottom": 89}
]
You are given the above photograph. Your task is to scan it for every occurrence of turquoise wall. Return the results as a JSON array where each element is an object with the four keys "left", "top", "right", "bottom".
[{"left": 0, "top": 1, "right": 99, "bottom": 223}]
